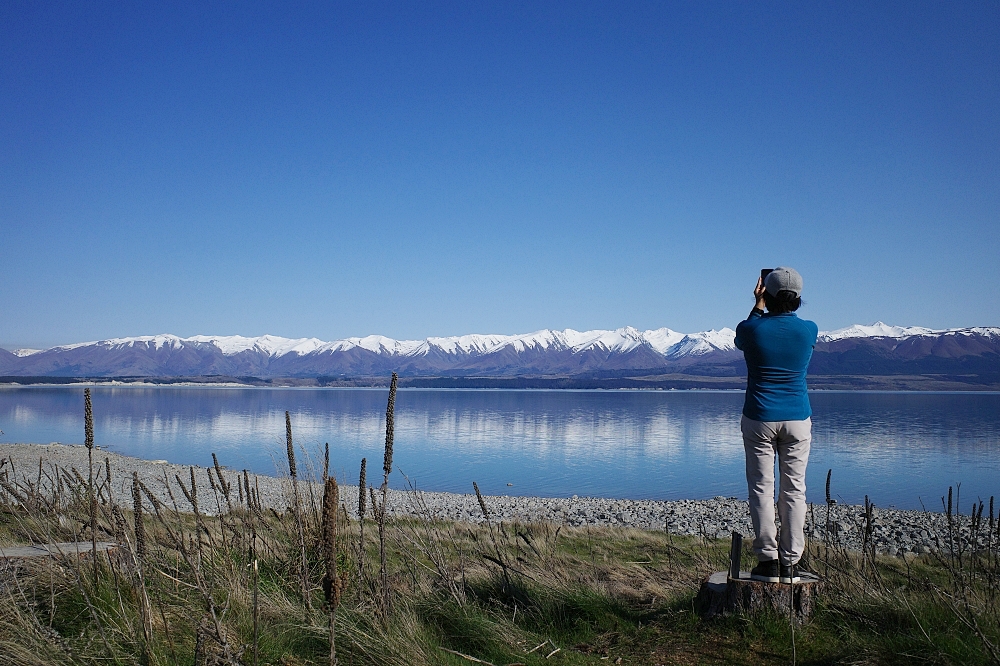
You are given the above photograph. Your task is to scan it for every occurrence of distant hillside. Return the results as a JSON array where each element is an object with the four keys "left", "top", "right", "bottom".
[{"left": 2, "top": 324, "right": 998, "bottom": 389}]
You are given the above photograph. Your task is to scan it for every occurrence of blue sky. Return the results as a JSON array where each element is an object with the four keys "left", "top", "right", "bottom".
[{"left": 2, "top": 2, "right": 998, "bottom": 349}]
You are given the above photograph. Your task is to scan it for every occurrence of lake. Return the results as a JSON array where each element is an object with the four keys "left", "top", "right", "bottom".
[{"left": 1, "top": 386, "right": 997, "bottom": 510}]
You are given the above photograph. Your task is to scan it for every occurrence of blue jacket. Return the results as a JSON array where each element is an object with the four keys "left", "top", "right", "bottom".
[{"left": 734, "top": 311, "right": 818, "bottom": 422}]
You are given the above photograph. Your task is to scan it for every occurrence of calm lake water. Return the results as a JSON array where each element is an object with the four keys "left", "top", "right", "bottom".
[{"left": 1, "top": 386, "right": 998, "bottom": 510}]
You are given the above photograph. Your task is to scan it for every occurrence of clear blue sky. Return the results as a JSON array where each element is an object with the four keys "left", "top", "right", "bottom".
[{"left": 2, "top": 2, "right": 998, "bottom": 349}]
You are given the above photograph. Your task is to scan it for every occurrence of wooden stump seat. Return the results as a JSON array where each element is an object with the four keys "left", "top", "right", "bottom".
[{"left": 695, "top": 570, "right": 822, "bottom": 622}]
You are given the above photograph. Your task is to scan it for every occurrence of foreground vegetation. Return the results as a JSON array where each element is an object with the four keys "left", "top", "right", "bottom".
[
  {"left": 3, "top": 495, "right": 1000, "bottom": 665},
  {"left": 2, "top": 385, "right": 999, "bottom": 665}
]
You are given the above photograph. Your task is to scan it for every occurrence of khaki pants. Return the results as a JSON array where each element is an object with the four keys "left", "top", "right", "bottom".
[{"left": 741, "top": 416, "right": 811, "bottom": 565}]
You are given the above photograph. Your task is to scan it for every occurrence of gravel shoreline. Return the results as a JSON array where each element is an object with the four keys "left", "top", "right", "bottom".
[{"left": 0, "top": 443, "right": 978, "bottom": 557}]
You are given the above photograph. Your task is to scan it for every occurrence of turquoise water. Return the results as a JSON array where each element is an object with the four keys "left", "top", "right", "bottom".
[{"left": 1, "top": 386, "right": 998, "bottom": 509}]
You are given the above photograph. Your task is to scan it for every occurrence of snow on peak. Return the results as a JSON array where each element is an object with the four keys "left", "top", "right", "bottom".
[
  {"left": 663, "top": 329, "right": 738, "bottom": 358},
  {"left": 502, "top": 329, "right": 565, "bottom": 353},
  {"left": 960, "top": 327, "right": 1000, "bottom": 338},
  {"left": 819, "top": 322, "right": 939, "bottom": 342},
  {"left": 642, "top": 328, "right": 686, "bottom": 354},
  {"left": 11, "top": 348, "right": 42, "bottom": 357},
  {"left": 50, "top": 334, "right": 327, "bottom": 357},
  {"left": 562, "top": 327, "right": 646, "bottom": 353},
  {"left": 57, "top": 334, "right": 189, "bottom": 352},
  {"left": 426, "top": 333, "right": 522, "bottom": 355},
  {"left": 321, "top": 335, "right": 427, "bottom": 356},
  {"left": 186, "top": 335, "right": 327, "bottom": 356}
]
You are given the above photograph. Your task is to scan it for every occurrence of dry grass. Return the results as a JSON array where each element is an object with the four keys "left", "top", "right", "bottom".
[{"left": 2, "top": 472, "right": 1000, "bottom": 665}]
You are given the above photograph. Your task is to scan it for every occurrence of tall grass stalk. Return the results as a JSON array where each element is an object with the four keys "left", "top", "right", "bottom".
[
  {"left": 250, "top": 492, "right": 260, "bottom": 666},
  {"left": 381, "top": 373, "right": 397, "bottom": 494},
  {"left": 473, "top": 480, "right": 515, "bottom": 596},
  {"left": 84, "top": 387, "right": 98, "bottom": 586},
  {"left": 376, "top": 373, "right": 397, "bottom": 614},
  {"left": 323, "top": 442, "right": 330, "bottom": 483},
  {"left": 824, "top": 468, "right": 833, "bottom": 578},
  {"left": 323, "top": 476, "right": 348, "bottom": 666},
  {"left": 131, "top": 472, "right": 146, "bottom": 561},
  {"left": 358, "top": 457, "right": 367, "bottom": 587},
  {"left": 212, "top": 452, "right": 233, "bottom": 514},
  {"left": 286, "top": 410, "right": 312, "bottom": 612},
  {"left": 127, "top": 471, "right": 154, "bottom": 663}
]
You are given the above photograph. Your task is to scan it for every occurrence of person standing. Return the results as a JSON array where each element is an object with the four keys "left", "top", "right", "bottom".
[{"left": 735, "top": 267, "right": 818, "bottom": 583}]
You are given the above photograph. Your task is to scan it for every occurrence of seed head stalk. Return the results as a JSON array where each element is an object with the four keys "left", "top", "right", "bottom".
[
  {"left": 357, "top": 457, "right": 367, "bottom": 585},
  {"left": 381, "top": 373, "right": 397, "bottom": 493},
  {"left": 473, "top": 481, "right": 490, "bottom": 521},
  {"left": 128, "top": 472, "right": 153, "bottom": 658},
  {"left": 322, "top": 476, "right": 348, "bottom": 666},
  {"left": 377, "top": 373, "right": 397, "bottom": 614},
  {"left": 132, "top": 472, "right": 146, "bottom": 561},
  {"left": 358, "top": 458, "right": 368, "bottom": 519},
  {"left": 287, "top": 411, "right": 312, "bottom": 612},
  {"left": 323, "top": 442, "right": 330, "bottom": 483},
  {"left": 84, "top": 388, "right": 98, "bottom": 584},
  {"left": 824, "top": 468, "right": 833, "bottom": 578},
  {"left": 212, "top": 452, "right": 233, "bottom": 514}
]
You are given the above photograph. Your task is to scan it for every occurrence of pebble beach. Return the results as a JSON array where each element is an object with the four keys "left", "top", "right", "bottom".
[{"left": 0, "top": 443, "right": 978, "bottom": 557}]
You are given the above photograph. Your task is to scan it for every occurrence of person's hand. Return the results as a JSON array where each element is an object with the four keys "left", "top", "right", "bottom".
[{"left": 754, "top": 277, "right": 767, "bottom": 312}]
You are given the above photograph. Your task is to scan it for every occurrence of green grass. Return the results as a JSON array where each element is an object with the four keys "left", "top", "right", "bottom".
[{"left": 2, "top": 483, "right": 999, "bottom": 665}]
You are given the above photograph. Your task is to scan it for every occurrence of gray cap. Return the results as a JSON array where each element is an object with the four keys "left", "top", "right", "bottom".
[{"left": 764, "top": 266, "right": 803, "bottom": 297}]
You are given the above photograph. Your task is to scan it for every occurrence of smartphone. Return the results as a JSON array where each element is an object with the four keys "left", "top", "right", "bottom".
[{"left": 760, "top": 268, "right": 773, "bottom": 282}]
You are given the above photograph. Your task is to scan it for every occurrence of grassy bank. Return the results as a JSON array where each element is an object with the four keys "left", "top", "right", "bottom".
[{"left": 2, "top": 469, "right": 999, "bottom": 665}]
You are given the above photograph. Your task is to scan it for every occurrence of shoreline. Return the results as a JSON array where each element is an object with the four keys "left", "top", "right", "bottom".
[
  {"left": 4, "top": 383, "right": 1000, "bottom": 395},
  {"left": 4, "top": 376, "right": 1000, "bottom": 391},
  {"left": 0, "top": 442, "right": 969, "bottom": 557}
]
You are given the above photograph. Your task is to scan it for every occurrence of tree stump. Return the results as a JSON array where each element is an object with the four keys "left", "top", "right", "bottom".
[{"left": 695, "top": 571, "right": 822, "bottom": 622}]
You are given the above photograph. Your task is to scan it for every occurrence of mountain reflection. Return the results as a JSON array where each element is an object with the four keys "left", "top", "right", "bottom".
[{"left": 1, "top": 387, "right": 998, "bottom": 508}]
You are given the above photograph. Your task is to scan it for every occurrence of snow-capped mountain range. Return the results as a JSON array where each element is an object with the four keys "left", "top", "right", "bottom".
[
  {"left": 1, "top": 323, "right": 998, "bottom": 379},
  {"left": 14, "top": 327, "right": 739, "bottom": 360}
]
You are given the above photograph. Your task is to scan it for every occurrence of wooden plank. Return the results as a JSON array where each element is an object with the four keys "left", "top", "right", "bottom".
[{"left": 0, "top": 542, "right": 118, "bottom": 559}]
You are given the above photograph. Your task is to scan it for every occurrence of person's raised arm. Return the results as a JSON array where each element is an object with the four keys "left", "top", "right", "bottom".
[
  {"left": 750, "top": 276, "right": 766, "bottom": 318},
  {"left": 736, "top": 276, "right": 767, "bottom": 350}
]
